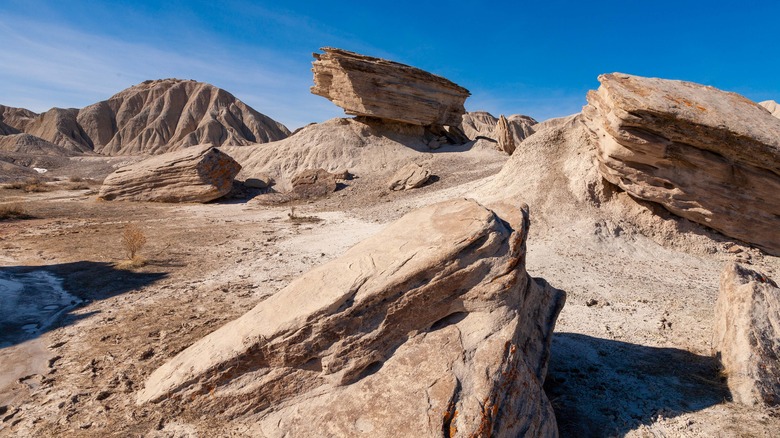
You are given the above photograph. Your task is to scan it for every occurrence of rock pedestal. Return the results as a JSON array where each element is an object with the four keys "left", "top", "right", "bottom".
[{"left": 311, "top": 47, "right": 470, "bottom": 127}]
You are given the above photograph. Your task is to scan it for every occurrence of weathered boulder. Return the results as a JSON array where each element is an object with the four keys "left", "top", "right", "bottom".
[
  {"left": 98, "top": 145, "right": 240, "bottom": 202},
  {"left": 290, "top": 168, "right": 340, "bottom": 199},
  {"left": 760, "top": 100, "right": 780, "bottom": 119},
  {"left": 387, "top": 162, "right": 431, "bottom": 190},
  {"left": 713, "top": 263, "right": 780, "bottom": 406},
  {"left": 137, "top": 198, "right": 565, "bottom": 437},
  {"left": 311, "top": 47, "right": 470, "bottom": 127},
  {"left": 583, "top": 73, "right": 780, "bottom": 255}
]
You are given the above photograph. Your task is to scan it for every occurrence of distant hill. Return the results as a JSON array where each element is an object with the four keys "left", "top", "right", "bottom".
[{"left": 0, "top": 79, "right": 290, "bottom": 156}]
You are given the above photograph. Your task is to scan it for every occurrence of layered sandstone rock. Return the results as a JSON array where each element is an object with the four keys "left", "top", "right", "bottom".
[
  {"left": 713, "top": 263, "right": 780, "bottom": 406},
  {"left": 311, "top": 47, "right": 470, "bottom": 127},
  {"left": 583, "top": 73, "right": 780, "bottom": 255},
  {"left": 138, "top": 198, "right": 565, "bottom": 437},
  {"left": 459, "top": 111, "right": 536, "bottom": 154},
  {"left": 387, "top": 162, "right": 431, "bottom": 190},
  {"left": 98, "top": 145, "right": 240, "bottom": 202},
  {"left": 0, "top": 80, "right": 289, "bottom": 156},
  {"left": 760, "top": 100, "right": 780, "bottom": 119}
]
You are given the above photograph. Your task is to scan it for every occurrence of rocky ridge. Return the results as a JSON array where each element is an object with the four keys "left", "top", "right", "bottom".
[
  {"left": 459, "top": 111, "right": 537, "bottom": 154},
  {"left": 760, "top": 100, "right": 780, "bottom": 119},
  {"left": 0, "top": 79, "right": 289, "bottom": 157}
]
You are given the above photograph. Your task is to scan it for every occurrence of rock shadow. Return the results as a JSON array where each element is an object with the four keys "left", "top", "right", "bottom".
[
  {"left": 0, "top": 261, "right": 167, "bottom": 348},
  {"left": 544, "top": 333, "right": 728, "bottom": 437}
]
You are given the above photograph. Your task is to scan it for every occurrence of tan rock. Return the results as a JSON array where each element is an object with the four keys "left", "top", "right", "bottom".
[
  {"left": 137, "top": 198, "right": 564, "bottom": 437},
  {"left": 387, "top": 162, "right": 431, "bottom": 190},
  {"left": 311, "top": 47, "right": 470, "bottom": 127},
  {"left": 289, "top": 168, "right": 339, "bottom": 199},
  {"left": 713, "top": 263, "right": 780, "bottom": 406},
  {"left": 496, "top": 115, "right": 516, "bottom": 155},
  {"left": 760, "top": 100, "right": 780, "bottom": 119},
  {"left": 583, "top": 73, "right": 780, "bottom": 255},
  {"left": 98, "top": 145, "right": 241, "bottom": 202}
]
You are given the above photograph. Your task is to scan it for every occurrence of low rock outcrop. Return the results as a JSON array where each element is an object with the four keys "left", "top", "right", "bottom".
[
  {"left": 0, "top": 79, "right": 290, "bottom": 156},
  {"left": 387, "top": 162, "right": 431, "bottom": 190},
  {"left": 311, "top": 47, "right": 470, "bottom": 127},
  {"left": 138, "top": 198, "right": 565, "bottom": 436},
  {"left": 98, "top": 145, "right": 240, "bottom": 202},
  {"left": 761, "top": 100, "right": 780, "bottom": 119},
  {"left": 290, "top": 168, "right": 340, "bottom": 199},
  {"left": 583, "top": 73, "right": 780, "bottom": 255},
  {"left": 713, "top": 263, "right": 780, "bottom": 406}
]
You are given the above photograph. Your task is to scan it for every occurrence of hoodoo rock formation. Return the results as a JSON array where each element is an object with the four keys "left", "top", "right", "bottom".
[
  {"left": 311, "top": 47, "right": 470, "bottom": 127},
  {"left": 713, "top": 263, "right": 780, "bottom": 406},
  {"left": 98, "top": 145, "right": 241, "bottom": 202},
  {"left": 0, "top": 79, "right": 289, "bottom": 156},
  {"left": 583, "top": 73, "right": 780, "bottom": 255},
  {"left": 138, "top": 198, "right": 565, "bottom": 437}
]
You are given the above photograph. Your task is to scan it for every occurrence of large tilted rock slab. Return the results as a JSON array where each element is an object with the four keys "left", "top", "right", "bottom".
[
  {"left": 98, "top": 145, "right": 240, "bottom": 202},
  {"left": 138, "top": 198, "right": 565, "bottom": 437},
  {"left": 311, "top": 47, "right": 470, "bottom": 127},
  {"left": 583, "top": 73, "right": 780, "bottom": 255},
  {"left": 713, "top": 263, "right": 780, "bottom": 406}
]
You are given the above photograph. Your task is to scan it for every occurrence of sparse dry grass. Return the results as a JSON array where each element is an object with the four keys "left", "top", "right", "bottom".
[
  {"left": 287, "top": 206, "right": 322, "bottom": 224},
  {"left": 0, "top": 204, "right": 33, "bottom": 221},
  {"left": 5, "top": 178, "right": 52, "bottom": 193}
]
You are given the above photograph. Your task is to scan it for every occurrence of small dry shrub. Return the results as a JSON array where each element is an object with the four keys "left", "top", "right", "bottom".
[
  {"left": 121, "top": 223, "right": 147, "bottom": 265},
  {"left": 6, "top": 178, "right": 52, "bottom": 193},
  {"left": 287, "top": 206, "right": 322, "bottom": 224},
  {"left": 0, "top": 204, "right": 33, "bottom": 221},
  {"left": 69, "top": 175, "right": 84, "bottom": 182}
]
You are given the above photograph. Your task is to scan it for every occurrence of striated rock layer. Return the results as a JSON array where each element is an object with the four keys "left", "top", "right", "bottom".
[
  {"left": 713, "top": 263, "right": 780, "bottom": 406},
  {"left": 138, "top": 198, "right": 565, "bottom": 437},
  {"left": 311, "top": 47, "right": 470, "bottom": 127},
  {"left": 583, "top": 73, "right": 780, "bottom": 255},
  {"left": 0, "top": 79, "right": 289, "bottom": 155},
  {"left": 98, "top": 145, "right": 240, "bottom": 202}
]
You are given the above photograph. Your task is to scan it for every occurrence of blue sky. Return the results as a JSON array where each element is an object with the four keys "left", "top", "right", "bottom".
[{"left": 1, "top": 0, "right": 778, "bottom": 130}]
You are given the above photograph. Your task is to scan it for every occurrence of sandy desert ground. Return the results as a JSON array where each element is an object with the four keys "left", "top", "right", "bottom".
[{"left": 1, "top": 128, "right": 779, "bottom": 438}]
